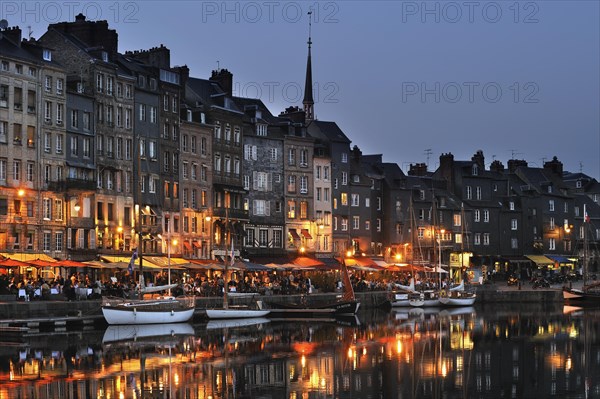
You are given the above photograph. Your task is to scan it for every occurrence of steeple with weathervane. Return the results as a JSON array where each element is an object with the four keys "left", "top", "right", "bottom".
[{"left": 303, "top": 10, "right": 314, "bottom": 124}]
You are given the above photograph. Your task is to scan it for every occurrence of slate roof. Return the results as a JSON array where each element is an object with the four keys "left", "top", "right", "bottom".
[
  {"left": 307, "top": 120, "right": 351, "bottom": 143},
  {"left": 0, "top": 33, "right": 64, "bottom": 68}
]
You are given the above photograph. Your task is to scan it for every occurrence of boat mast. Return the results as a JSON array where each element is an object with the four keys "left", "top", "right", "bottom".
[
  {"left": 583, "top": 203, "right": 589, "bottom": 287},
  {"left": 223, "top": 193, "right": 230, "bottom": 309},
  {"left": 135, "top": 121, "right": 144, "bottom": 292},
  {"left": 409, "top": 197, "right": 415, "bottom": 280}
]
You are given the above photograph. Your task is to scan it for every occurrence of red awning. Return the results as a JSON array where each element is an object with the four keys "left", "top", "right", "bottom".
[
  {"left": 183, "top": 242, "right": 192, "bottom": 251},
  {"left": 301, "top": 229, "right": 312, "bottom": 239},
  {"left": 54, "top": 259, "right": 88, "bottom": 267},
  {"left": 0, "top": 258, "right": 30, "bottom": 268},
  {"left": 193, "top": 241, "right": 201, "bottom": 248},
  {"left": 289, "top": 229, "right": 301, "bottom": 240},
  {"left": 292, "top": 256, "right": 326, "bottom": 268}
]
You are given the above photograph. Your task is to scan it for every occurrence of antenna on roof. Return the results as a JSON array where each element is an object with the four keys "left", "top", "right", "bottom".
[
  {"left": 27, "top": 25, "right": 32, "bottom": 39},
  {"left": 424, "top": 148, "right": 432, "bottom": 167},
  {"left": 510, "top": 149, "right": 522, "bottom": 159},
  {"left": 216, "top": 60, "right": 220, "bottom": 71},
  {"left": 579, "top": 161, "right": 583, "bottom": 173}
]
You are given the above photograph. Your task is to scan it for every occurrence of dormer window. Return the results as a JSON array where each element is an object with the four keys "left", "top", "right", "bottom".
[
  {"left": 101, "top": 51, "right": 108, "bottom": 62},
  {"left": 576, "top": 180, "right": 582, "bottom": 188},
  {"left": 43, "top": 49, "right": 52, "bottom": 61},
  {"left": 547, "top": 185, "right": 553, "bottom": 194},
  {"left": 472, "top": 164, "right": 479, "bottom": 175}
]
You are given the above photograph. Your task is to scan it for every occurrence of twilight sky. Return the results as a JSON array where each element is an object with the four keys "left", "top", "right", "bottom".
[{"left": 5, "top": 1, "right": 599, "bottom": 178}]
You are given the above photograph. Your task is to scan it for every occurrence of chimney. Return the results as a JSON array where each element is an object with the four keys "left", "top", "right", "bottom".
[
  {"left": 49, "top": 14, "right": 118, "bottom": 59},
  {"left": 175, "top": 65, "right": 190, "bottom": 86},
  {"left": 279, "top": 106, "right": 306, "bottom": 125},
  {"left": 471, "top": 150, "right": 485, "bottom": 169},
  {"left": 507, "top": 159, "right": 528, "bottom": 173},
  {"left": 352, "top": 145, "right": 362, "bottom": 161},
  {"left": 543, "top": 156, "right": 563, "bottom": 177},
  {"left": 489, "top": 160, "right": 505, "bottom": 173},
  {"left": 1, "top": 26, "right": 22, "bottom": 47},
  {"left": 408, "top": 163, "right": 428, "bottom": 176},
  {"left": 210, "top": 68, "right": 233, "bottom": 96},
  {"left": 438, "top": 153, "right": 455, "bottom": 192},
  {"left": 127, "top": 44, "right": 171, "bottom": 69}
]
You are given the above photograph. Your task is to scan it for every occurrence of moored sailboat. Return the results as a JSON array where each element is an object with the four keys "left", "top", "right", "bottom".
[
  {"left": 101, "top": 252, "right": 196, "bottom": 325},
  {"left": 205, "top": 217, "right": 270, "bottom": 319},
  {"left": 268, "top": 257, "right": 361, "bottom": 316},
  {"left": 563, "top": 204, "right": 598, "bottom": 302}
]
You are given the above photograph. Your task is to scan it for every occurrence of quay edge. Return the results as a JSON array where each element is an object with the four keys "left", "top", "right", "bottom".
[{"left": 0, "top": 287, "right": 564, "bottom": 321}]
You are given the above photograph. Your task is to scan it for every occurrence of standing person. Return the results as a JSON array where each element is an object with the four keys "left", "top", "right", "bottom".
[{"left": 306, "top": 276, "right": 312, "bottom": 294}]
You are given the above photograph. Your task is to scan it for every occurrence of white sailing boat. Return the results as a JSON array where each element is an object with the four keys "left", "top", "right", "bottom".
[
  {"left": 205, "top": 221, "right": 270, "bottom": 319},
  {"left": 102, "top": 139, "right": 196, "bottom": 325},
  {"left": 101, "top": 252, "right": 196, "bottom": 324},
  {"left": 563, "top": 204, "right": 599, "bottom": 302}
]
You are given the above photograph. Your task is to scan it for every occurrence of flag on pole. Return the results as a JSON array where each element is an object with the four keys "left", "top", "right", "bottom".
[
  {"left": 584, "top": 204, "right": 590, "bottom": 223},
  {"left": 230, "top": 240, "right": 235, "bottom": 267},
  {"left": 128, "top": 249, "right": 138, "bottom": 273}
]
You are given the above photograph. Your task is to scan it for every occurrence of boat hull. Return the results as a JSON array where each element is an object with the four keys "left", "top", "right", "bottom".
[
  {"left": 439, "top": 295, "right": 477, "bottom": 306},
  {"left": 409, "top": 291, "right": 440, "bottom": 307},
  {"left": 101, "top": 296, "right": 195, "bottom": 325},
  {"left": 563, "top": 287, "right": 600, "bottom": 302},
  {"left": 270, "top": 300, "right": 360, "bottom": 316},
  {"left": 205, "top": 309, "right": 271, "bottom": 319},
  {"left": 391, "top": 293, "right": 411, "bottom": 307},
  {"left": 103, "top": 323, "right": 195, "bottom": 344}
]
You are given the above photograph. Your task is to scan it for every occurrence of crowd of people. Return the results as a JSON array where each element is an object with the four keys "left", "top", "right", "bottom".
[{"left": 0, "top": 269, "right": 460, "bottom": 301}]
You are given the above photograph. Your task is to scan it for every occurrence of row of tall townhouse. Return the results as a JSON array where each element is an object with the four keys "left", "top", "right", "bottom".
[{"left": 1, "top": 16, "right": 599, "bottom": 276}]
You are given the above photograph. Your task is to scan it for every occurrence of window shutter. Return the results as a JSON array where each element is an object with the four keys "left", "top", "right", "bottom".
[
  {"left": 265, "top": 201, "right": 270, "bottom": 216},
  {"left": 67, "top": 228, "right": 72, "bottom": 249},
  {"left": 252, "top": 171, "right": 258, "bottom": 190},
  {"left": 267, "top": 173, "right": 272, "bottom": 192},
  {"left": 252, "top": 145, "right": 257, "bottom": 160},
  {"left": 252, "top": 200, "right": 257, "bottom": 216}
]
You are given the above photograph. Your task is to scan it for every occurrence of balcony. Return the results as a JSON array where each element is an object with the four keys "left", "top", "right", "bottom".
[
  {"left": 47, "top": 179, "right": 96, "bottom": 191},
  {"left": 212, "top": 207, "right": 249, "bottom": 221}
]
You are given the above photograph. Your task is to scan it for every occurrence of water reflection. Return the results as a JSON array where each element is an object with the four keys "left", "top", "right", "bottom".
[{"left": 1, "top": 305, "right": 599, "bottom": 398}]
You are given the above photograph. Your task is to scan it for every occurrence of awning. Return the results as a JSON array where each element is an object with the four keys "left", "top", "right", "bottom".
[
  {"left": 525, "top": 255, "right": 555, "bottom": 266},
  {"left": 373, "top": 260, "right": 390, "bottom": 268},
  {"left": 291, "top": 256, "right": 326, "bottom": 268},
  {"left": 183, "top": 242, "right": 192, "bottom": 251},
  {"left": 54, "top": 259, "right": 89, "bottom": 268},
  {"left": 504, "top": 256, "right": 531, "bottom": 264},
  {"left": 1, "top": 252, "right": 56, "bottom": 262},
  {"left": 320, "top": 257, "right": 341, "bottom": 269},
  {"left": 193, "top": 241, "right": 202, "bottom": 248},
  {"left": 0, "top": 258, "right": 31, "bottom": 268},
  {"left": 100, "top": 255, "right": 164, "bottom": 270},
  {"left": 233, "top": 260, "right": 270, "bottom": 271},
  {"left": 144, "top": 256, "right": 188, "bottom": 269},
  {"left": 28, "top": 259, "right": 58, "bottom": 267},
  {"left": 289, "top": 230, "right": 301, "bottom": 240},
  {"left": 187, "top": 259, "right": 226, "bottom": 271},
  {"left": 546, "top": 255, "right": 573, "bottom": 264},
  {"left": 301, "top": 229, "right": 312, "bottom": 239}
]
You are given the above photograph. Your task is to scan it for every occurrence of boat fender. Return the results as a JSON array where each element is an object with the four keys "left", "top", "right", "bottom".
[
  {"left": 133, "top": 308, "right": 137, "bottom": 315},
  {"left": 420, "top": 293, "right": 425, "bottom": 301},
  {"left": 171, "top": 310, "right": 175, "bottom": 316}
]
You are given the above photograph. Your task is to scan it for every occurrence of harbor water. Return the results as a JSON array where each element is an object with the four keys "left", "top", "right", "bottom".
[{"left": 0, "top": 303, "right": 598, "bottom": 399}]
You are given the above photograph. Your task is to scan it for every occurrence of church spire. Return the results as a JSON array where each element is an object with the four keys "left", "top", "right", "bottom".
[{"left": 303, "top": 10, "right": 314, "bottom": 124}]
